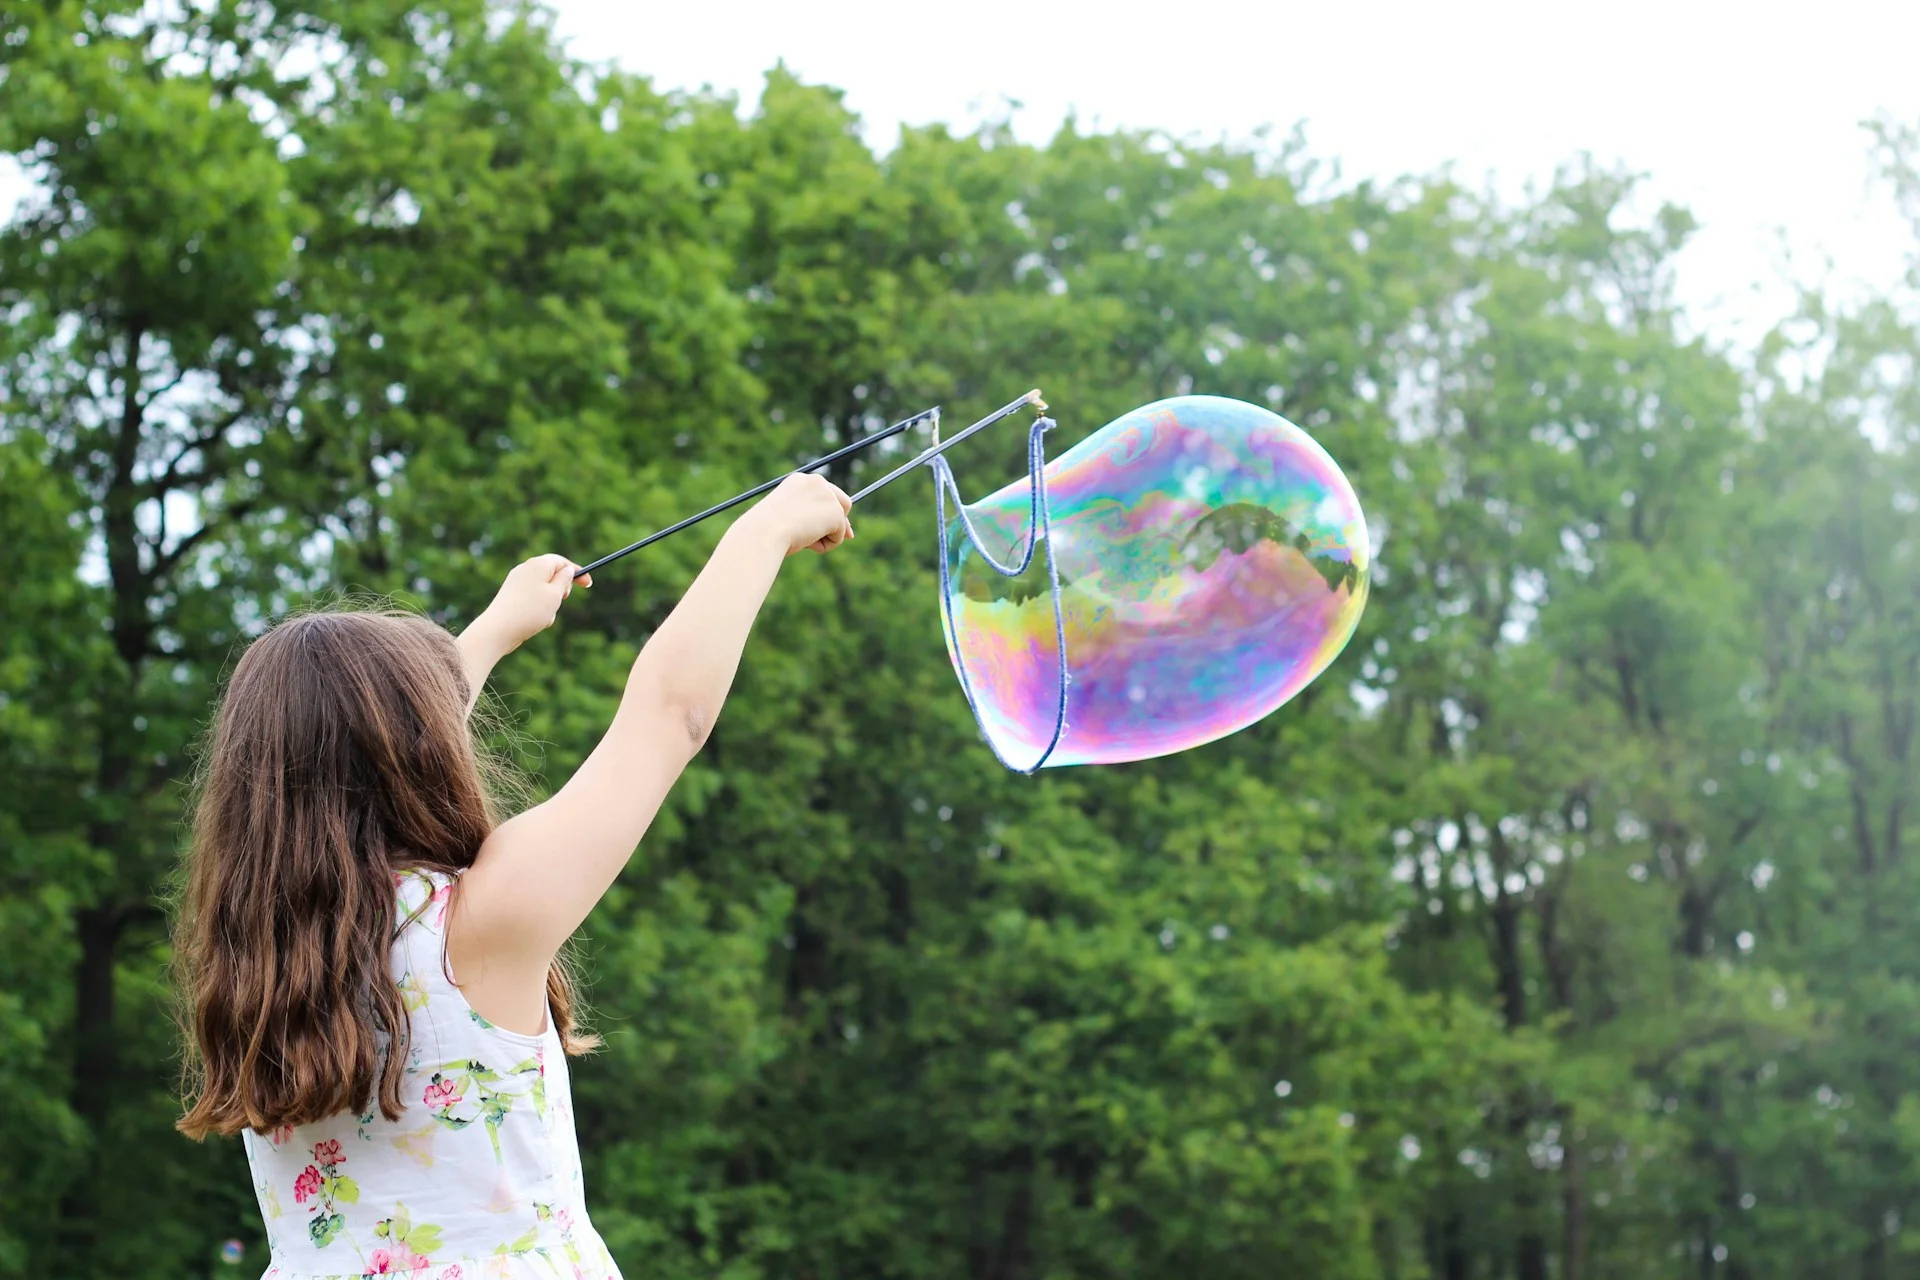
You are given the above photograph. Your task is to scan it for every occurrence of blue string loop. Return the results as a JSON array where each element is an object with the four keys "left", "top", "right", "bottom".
[{"left": 929, "top": 415, "right": 1069, "bottom": 774}]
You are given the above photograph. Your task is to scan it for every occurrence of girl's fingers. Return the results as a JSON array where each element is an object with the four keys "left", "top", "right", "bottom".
[
  {"left": 537, "top": 554, "right": 589, "bottom": 589},
  {"left": 811, "top": 521, "right": 853, "bottom": 554}
]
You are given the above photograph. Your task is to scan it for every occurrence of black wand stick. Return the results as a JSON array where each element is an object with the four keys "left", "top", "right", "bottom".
[
  {"left": 848, "top": 390, "right": 1044, "bottom": 503},
  {"left": 574, "top": 390, "right": 1044, "bottom": 577}
]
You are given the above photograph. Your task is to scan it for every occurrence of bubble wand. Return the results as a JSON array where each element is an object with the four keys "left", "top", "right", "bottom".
[
  {"left": 572, "top": 389, "right": 1371, "bottom": 774},
  {"left": 574, "top": 390, "right": 1044, "bottom": 577},
  {"left": 848, "top": 390, "right": 1045, "bottom": 503}
]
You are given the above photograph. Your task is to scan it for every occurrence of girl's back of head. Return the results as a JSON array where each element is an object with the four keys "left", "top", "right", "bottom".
[{"left": 176, "top": 608, "right": 503, "bottom": 1139}]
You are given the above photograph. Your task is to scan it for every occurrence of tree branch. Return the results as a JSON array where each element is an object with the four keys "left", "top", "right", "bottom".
[
  {"left": 152, "top": 496, "right": 261, "bottom": 580},
  {"left": 142, "top": 405, "right": 253, "bottom": 498},
  {"left": 136, "top": 366, "right": 193, "bottom": 410}
]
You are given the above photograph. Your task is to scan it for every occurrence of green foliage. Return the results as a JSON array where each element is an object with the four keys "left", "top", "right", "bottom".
[{"left": 1, "top": 3, "right": 1915, "bottom": 1278}]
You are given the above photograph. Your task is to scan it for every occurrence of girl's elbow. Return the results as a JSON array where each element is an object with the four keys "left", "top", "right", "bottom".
[
  {"left": 624, "top": 657, "right": 714, "bottom": 755},
  {"left": 680, "top": 703, "right": 714, "bottom": 752}
]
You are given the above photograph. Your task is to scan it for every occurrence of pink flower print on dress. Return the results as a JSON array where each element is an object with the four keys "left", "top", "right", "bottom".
[
  {"left": 423, "top": 1078, "right": 464, "bottom": 1111},
  {"left": 312, "top": 1138, "right": 344, "bottom": 1167},
  {"left": 368, "top": 1244, "right": 432, "bottom": 1274},
  {"left": 292, "top": 1165, "right": 323, "bottom": 1204}
]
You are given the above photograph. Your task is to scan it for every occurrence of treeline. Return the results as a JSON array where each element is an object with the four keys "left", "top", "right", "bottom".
[{"left": 1, "top": 3, "right": 1916, "bottom": 1277}]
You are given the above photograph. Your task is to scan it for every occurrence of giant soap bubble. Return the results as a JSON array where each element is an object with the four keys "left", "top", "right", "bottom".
[{"left": 935, "top": 395, "right": 1370, "bottom": 770}]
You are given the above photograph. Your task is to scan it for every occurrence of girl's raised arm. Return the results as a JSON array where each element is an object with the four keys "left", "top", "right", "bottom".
[{"left": 448, "top": 474, "right": 853, "bottom": 1029}]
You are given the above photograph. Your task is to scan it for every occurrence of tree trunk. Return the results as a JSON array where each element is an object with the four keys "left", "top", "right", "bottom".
[
  {"left": 1444, "top": 1213, "right": 1470, "bottom": 1280},
  {"left": 56, "top": 904, "right": 125, "bottom": 1266},
  {"left": 1516, "top": 1230, "right": 1548, "bottom": 1280},
  {"left": 982, "top": 1147, "right": 1035, "bottom": 1280},
  {"left": 1510, "top": 1104, "right": 1548, "bottom": 1280},
  {"left": 1425, "top": 1211, "right": 1470, "bottom": 1280},
  {"left": 1862, "top": 1228, "right": 1888, "bottom": 1280},
  {"left": 56, "top": 324, "right": 153, "bottom": 1266},
  {"left": 1561, "top": 1134, "right": 1586, "bottom": 1280},
  {"left": 1491, "top": 895, "right": 1528, "bottom": 1029}
]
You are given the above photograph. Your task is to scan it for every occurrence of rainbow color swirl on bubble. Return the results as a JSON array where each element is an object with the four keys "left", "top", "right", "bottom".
[{"left": 942, "top": 394, "right": 1371, "bottom": 768}]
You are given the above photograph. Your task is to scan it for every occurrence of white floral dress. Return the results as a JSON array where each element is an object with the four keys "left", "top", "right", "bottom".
[{"left": 244, "top": 870, "right": 621, "bottom": 1280}]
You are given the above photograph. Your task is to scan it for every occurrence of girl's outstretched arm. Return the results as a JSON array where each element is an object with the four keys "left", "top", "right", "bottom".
[{"left": 450, "top": 473, "right": 854, "bottom": 1027}]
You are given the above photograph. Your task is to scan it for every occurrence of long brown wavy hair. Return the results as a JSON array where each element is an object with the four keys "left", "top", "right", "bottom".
[{"left": 174, "top": 606, "right": 593, "bottom": 1141}]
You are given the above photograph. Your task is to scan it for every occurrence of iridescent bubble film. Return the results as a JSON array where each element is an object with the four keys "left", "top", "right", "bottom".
[{"left": 941, "top": 395, "right": 1370, "bottom": 769}]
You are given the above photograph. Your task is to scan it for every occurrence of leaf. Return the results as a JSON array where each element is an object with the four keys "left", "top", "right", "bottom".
[
  {"left": 495, "top": 1228, "right": 541, "bottom": 1258},
  {"left": 498, "top": 1226, "right": 540, "bottom": 1255},
  {"left": 404, "top": 1223, "right": 444, "bottom": 1257},
  {"left": 308, "top": 1214, "right": 343, "bottom": 1250}
]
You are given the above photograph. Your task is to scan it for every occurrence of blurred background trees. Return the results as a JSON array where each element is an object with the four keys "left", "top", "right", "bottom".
[{"left": 1, "top": 2, "right": 1914, "bottom": 1276}]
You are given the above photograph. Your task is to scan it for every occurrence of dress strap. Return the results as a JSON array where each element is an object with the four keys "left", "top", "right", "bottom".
[{"left": 393, "top": 867, "right": 457, "bottom": 939}]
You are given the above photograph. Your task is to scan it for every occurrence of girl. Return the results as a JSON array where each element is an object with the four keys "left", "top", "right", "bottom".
[{"left": 174, "top": 474, "right": 856, "bottom": 1280}]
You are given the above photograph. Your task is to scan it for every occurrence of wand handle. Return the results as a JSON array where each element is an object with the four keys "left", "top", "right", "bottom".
[
  {"left": 572, "top": 389, "right": 1044, "bottom": 575},
  {"left": 573, "top": 407, "right": 938, "bottom": 577}
]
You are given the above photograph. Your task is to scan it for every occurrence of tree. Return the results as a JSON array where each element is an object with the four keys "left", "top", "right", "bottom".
[
  {"left": 5, "top": 2, "right": 1918, "bottom": 1276},
  {"left": 0, "top": 1, "right": 750, "bottom": 1271}
]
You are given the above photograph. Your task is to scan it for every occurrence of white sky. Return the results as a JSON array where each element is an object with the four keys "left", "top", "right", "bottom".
[
  {"left": 552, "top": 0, "right": 1920, "bottom": 351},
  {"left": 4, "top": 0, "right": 1914, "bottom": 352}
]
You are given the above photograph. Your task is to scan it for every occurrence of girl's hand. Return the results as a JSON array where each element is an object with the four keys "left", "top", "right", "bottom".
[
  {"left": 454, "top": 555, "right": 586, "bottom": 713},
  {"left": 477, "top": 554, "right": 590, "bottom": 652},
  {"left": 743, "top": 473, "right": 854, "bottom": 556}
]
